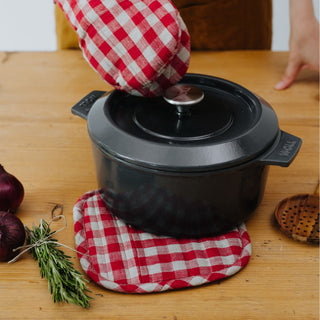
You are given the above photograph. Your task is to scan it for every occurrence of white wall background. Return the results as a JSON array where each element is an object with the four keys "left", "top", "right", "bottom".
[{"left": 0, "top": 0, "right": 319, "bottom": 52}]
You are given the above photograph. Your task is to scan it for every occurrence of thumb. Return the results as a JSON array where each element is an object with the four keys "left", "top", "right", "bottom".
[{"left": 275, "top": 56, "right": 303, "bottom": 90}]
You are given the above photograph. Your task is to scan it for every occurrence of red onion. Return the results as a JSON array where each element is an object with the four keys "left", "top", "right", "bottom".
[
  {"left": 0, "top": 165, "right": 24, "bottom": 213},
  {"left": 0, "top": 211, "right": 25, "bottom": 261}
]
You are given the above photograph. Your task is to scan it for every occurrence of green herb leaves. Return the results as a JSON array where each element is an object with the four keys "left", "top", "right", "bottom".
[{"left": 25, "top": 219, "right": 92, "bottom": 308}]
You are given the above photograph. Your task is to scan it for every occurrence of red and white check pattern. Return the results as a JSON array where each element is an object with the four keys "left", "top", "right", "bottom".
[
  {"left": 55, "top": 0, "right": 190, "bottom": 97},
  {"left": 73, "top": 190, "right": 251, "bottom": 293}
]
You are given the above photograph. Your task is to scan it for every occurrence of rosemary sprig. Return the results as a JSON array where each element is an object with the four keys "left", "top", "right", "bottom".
[{"left": 25, "top": 219, "right": 92, "bottom": 308}]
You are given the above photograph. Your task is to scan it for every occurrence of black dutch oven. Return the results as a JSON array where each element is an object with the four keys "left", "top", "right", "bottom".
[{"left": 72, "top": 74, "right": 302, "bottom": 238}]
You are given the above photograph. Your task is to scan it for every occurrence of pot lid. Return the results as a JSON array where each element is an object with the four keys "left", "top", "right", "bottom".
[{"left": 87, "top": 74, "right": 279, "bottom": 171}]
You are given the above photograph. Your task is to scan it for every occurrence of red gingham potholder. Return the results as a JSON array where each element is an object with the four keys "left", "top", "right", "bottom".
[
  {"left": 55, "top": 0, "right": 190, "bottom": 97},
  {"left": 73, "top": 190, "right": 252, "bottom": 293}
]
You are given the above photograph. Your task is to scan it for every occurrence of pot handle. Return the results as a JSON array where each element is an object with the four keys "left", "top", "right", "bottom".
[
  {"left": 71, "top": 90, "right": 107, "bottom": 120},
  {"left": 258, "top": 131, "right": 302, "bottom": 167}
]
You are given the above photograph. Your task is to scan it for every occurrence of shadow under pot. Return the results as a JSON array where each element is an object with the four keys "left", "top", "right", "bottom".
[{"left": 72, "top": 73, "right": 302, "bottom": 238}]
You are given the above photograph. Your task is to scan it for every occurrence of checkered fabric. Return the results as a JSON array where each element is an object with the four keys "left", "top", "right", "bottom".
[
  {"left": 73, "top": 190, "right": 252, "bottom": 293},
  {"left": 55, "top": 0, "right": 190, "bottom": 97}
]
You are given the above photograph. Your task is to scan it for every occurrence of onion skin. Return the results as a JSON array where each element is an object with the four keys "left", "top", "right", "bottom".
[
  {"left": 0, "top": 211, "right": 25, "bottom": 261},
  {"left": 0, "top": 165, "right": 24, "bottom": 213}
]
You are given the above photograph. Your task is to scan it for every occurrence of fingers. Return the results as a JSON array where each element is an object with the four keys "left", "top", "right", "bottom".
[{"left": 275, "top": 55, "right": 303, "bottom": 90}]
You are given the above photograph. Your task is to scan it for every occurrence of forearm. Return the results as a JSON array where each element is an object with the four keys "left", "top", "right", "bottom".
[
  {"left": 289, "top": 0, "right": 316, "bottom": 31},
  {"left": 290, "top": 0, "right": 315, "bottom": 19},
  {"left": 289, "top": 0, "right": 319, "bottom": 70}
]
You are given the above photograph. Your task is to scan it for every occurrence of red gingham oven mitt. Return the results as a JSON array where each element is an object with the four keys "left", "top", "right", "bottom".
[
  {"left": 73, "top": 190, "right": 252, "bottom": 293},
  {"left": 55, "top": 0, "right": 190, "bottom": 97}
]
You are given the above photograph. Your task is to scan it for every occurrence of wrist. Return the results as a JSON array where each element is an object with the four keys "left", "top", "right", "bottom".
[
  {"left": 290, "top": 0, "right": 317, "bottom": 35},
  {"left": 290, "top": 0, "right": 316, "bottom": 22}
]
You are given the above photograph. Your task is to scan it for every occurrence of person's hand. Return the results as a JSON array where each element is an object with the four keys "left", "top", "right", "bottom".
[{"left": 275, "top": 1, "right": 319, "bottom": 90}]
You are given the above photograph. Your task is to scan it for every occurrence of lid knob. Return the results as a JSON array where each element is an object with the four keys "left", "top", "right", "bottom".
[{"left": 163, "top": 84, "right": 204, "bottom": 118}]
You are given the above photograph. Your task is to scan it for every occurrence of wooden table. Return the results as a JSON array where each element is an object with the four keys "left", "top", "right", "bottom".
[{"left": 0, "top": 51, "right": 318, "bottom": 319}]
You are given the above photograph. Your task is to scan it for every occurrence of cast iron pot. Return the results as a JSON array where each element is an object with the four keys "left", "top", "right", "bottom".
[{"left": 72, "top": 74, "right": 302, "bottom": 238}]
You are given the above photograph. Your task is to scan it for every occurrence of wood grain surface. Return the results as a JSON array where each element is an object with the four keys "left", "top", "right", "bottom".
[{"left": 0, "top": 51, "right": 318, "bottom": 320}]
